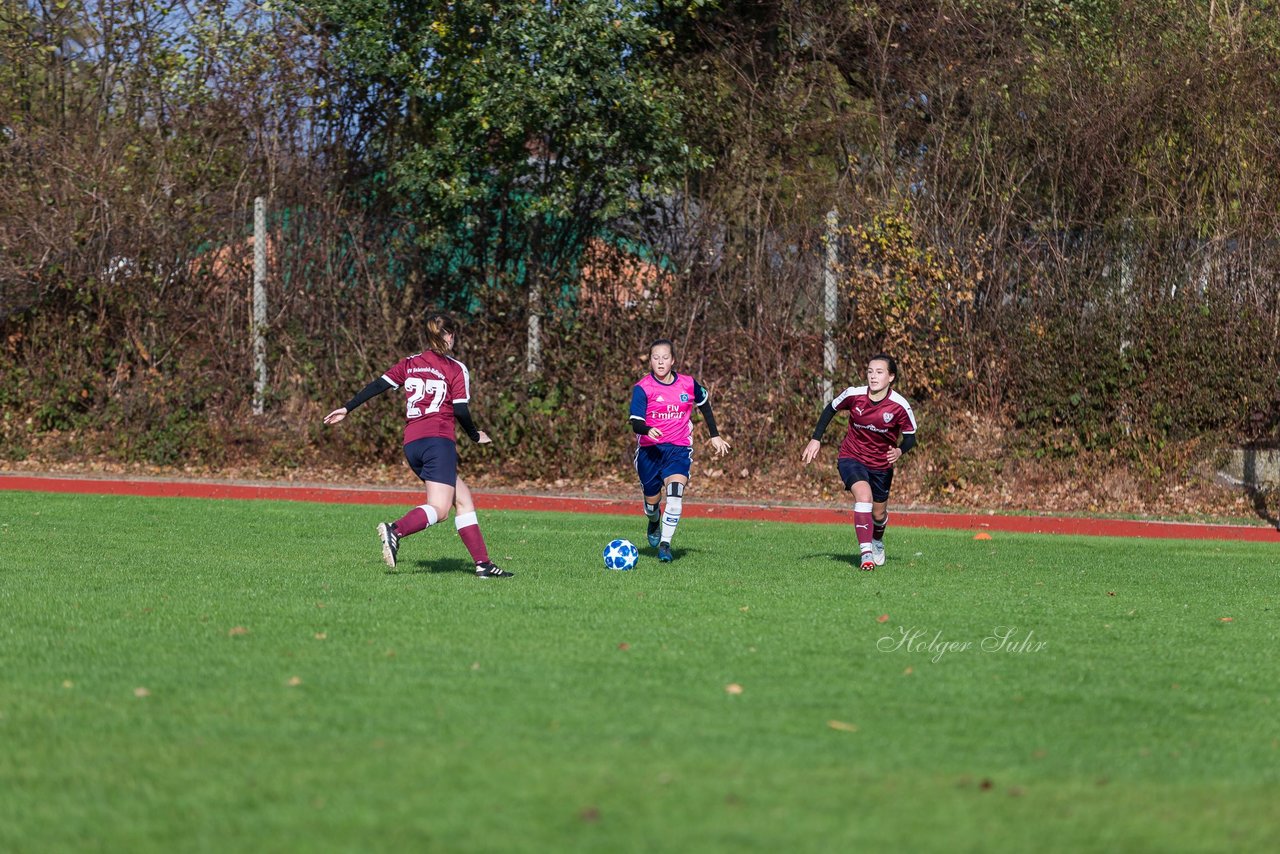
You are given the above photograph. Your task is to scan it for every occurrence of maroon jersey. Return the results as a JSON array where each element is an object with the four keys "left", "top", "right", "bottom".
[
  {"left": 381, "top": 351, "right": 471, "bottom": 445},
  {"left": 832, "top": 386, "right": 917, "bottom": 469}
]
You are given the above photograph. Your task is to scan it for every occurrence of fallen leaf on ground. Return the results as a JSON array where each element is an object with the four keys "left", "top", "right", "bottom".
[{"left": 827, "top": 720, "right": 858, "bottom": 732}]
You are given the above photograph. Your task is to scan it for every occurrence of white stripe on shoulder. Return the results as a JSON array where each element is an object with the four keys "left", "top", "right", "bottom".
[
  {"left": 381, "top": 373, "right": 399, "bottom": 389},
  {"left": 831, "top": 386, "right": 865, "bottom": 407},
  {"left": 889, "top": 390, "right": 918, "bottom": 428},
  {"left": 446, "top": 355, "right": 471, "bottom": 400}
]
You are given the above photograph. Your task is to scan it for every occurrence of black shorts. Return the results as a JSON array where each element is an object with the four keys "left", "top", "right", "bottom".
[
  {"left": 404, "top": 437, "right": 458, "bottom": 487},
  {"left": 838, "top": 457, "right": 894, "bottom": 503}
]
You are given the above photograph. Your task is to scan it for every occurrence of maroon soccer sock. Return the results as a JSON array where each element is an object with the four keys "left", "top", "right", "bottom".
[
  {"left": 854, "top": 502, "right": 875, "bottom": 555},
  {"left": 454, "top": 511, "right": 490, "bottom": 564},
  {"left": 395, "top": 504, "right": 438, "bottom": 537},
  {"left": 873, "top": 513, "right": 888, "bottom": 542}
]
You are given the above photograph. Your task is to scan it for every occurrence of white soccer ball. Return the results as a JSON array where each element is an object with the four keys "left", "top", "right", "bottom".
[{"left": 603, "top": 538, "right": 639, "bottom": 571}]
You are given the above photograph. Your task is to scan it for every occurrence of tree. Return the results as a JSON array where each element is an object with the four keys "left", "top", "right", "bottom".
[{"left": 293, "top": 0, "right": 703, "bottom": 372}]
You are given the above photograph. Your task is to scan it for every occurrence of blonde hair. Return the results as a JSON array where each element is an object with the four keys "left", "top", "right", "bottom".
[{"left": 424, "top": 312, "right": 459, "bottom": 353}]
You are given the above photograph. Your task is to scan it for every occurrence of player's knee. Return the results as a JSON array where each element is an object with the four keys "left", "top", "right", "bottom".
[{"left": 664, "top": 482, "right": 684, "bottom": 515}]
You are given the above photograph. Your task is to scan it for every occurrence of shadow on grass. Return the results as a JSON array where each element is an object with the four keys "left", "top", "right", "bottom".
[
  {"left": 801, "top": 552, "right": 858, "bottom": 568},
  {"left": 397, "top": 558, "right": 477, "bottom": 575},
  {"left": 633, "top": 544, "right": 705, "bottom": 564}
]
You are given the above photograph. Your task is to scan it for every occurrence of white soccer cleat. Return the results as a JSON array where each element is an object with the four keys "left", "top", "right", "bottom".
[
  {"left": 377, "top": 522, "right": 399, "bottom": 568},
  {"left": 871, "top": 539, "right": 886, "bottom": 566}
]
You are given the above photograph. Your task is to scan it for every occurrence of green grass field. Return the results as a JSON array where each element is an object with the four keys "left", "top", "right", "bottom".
[{"left": 1, "top": 490, "right": 1277, "bottom": 852}]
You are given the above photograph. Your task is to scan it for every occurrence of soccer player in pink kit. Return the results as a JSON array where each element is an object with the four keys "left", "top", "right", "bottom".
[
  {"left": 630, "top": 339, "right": 731, "bottom": 562},
  {"left": 802, "top": 354, "right": 917, "bottom": 571},
  {"left": 323, "top": 312, "right": 512, "bottom": 578}
]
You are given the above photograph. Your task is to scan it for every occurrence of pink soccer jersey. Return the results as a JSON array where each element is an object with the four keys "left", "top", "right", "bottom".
[
  {"left": 381, "top": 351, "right": 471, "bottom": 445},
  {"left": 832, "top": 386, "right": 917, "bottom": 469},
  {"left": 631, "top": 372, "right": 708, "bottom": 448}
]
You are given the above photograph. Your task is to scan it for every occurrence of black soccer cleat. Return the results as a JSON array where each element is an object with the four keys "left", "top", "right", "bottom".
[
  {"left": 377, "top": 522, "right": 399, "bottom": 568},
  {"left": 647, "top": 516, "right": 661, "bottom": 548},
  {"left": 658, "top": 542, "right": 673, "bottom": 563},
  {"left": 475, "top": 561, "right": 514, "bottom": 578}
]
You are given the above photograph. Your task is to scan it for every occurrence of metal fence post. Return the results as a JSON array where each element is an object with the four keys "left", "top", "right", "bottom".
[
  {"left": 253, "top": 196, "right": 268, "bottom": 415},
  {"left": 823, "top": 208, "right": 839, "bottom": 402}
]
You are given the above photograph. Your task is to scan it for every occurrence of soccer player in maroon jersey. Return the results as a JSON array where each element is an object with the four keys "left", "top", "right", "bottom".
[
  {"left": 629, "top": 339, "right": 731, "bottom": 562},
  {"left": 323, "top": 312, "right": 512, "bottom": 578},
  {"left": 802, "top": 354, "right": 918, "bottom": 571}
]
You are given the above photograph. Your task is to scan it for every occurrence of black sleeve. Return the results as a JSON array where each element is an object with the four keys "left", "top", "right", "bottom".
[
  {"left": 696, "top": 400, "right": 720, "bottom": 438},
  {"left": 631, "top": 418, "right": 651, "bottom": 435},
  {"left": 811, "top": 404, "right": 838, "bottom": 440},
  {"left": 343, "top": 377, "right": 393, "bottom": 412},
  {"left": 898, "top": 433, "right": 917, "bottom": 454},
  {"left": 453, "top": 402, "right": 482, "bottom": 443}
]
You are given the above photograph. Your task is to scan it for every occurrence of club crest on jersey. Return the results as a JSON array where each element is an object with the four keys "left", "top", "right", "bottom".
[
  {"left": 680, "top": 393, "right": 689, "bottom": 402},
  {"left": 883, "top": 411, "right": 893, "bottom": 424}
]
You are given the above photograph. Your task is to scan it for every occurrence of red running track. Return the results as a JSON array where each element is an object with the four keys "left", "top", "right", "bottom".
[{"left": 2, "top": 474, "right": 1277, "bottom": 543}]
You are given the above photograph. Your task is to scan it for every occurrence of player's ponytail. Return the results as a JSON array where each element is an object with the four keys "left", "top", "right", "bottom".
[{"left": 424, "top": 312, "right": 459, "bottom": 354}]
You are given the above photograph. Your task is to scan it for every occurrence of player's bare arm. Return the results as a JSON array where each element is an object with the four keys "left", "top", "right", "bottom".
[{"left": 802, "top": 438, "right": 821, "bottom": 464}]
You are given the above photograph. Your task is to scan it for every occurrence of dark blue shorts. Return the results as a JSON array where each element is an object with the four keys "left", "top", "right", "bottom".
[
  {"left": 404, "top": 437, "right": 458, "bottom": 487},
  {"left": 838, "top": 457, "right": 894, "bottom": 503},
  {"left": 635, "top": 443, "right": 692, "bottom": 496}
]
